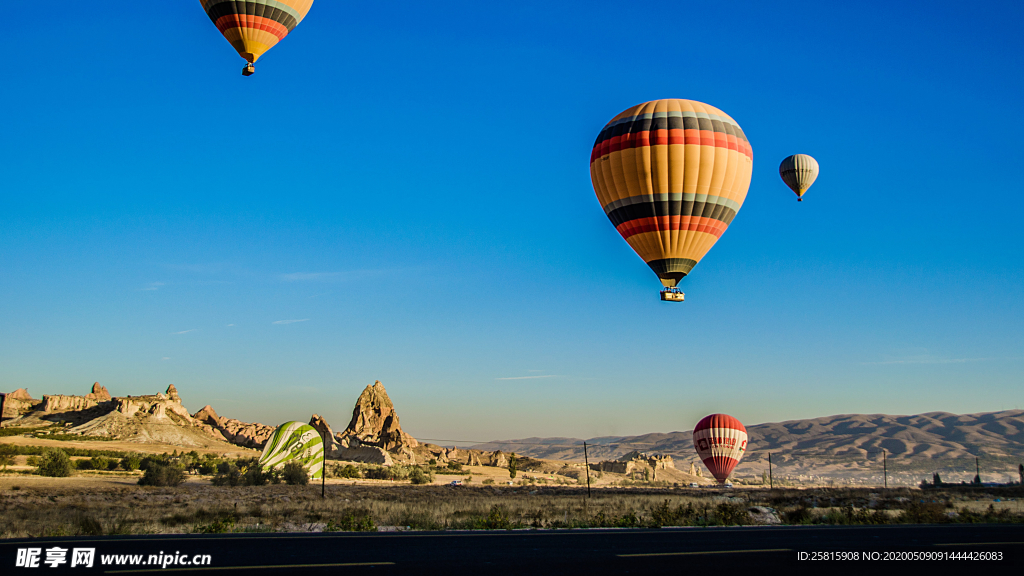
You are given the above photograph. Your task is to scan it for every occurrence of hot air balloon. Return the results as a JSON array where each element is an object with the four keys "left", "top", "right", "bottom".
[
  {"left": 590, "top": 100, "right": 753, "bottom": 302},
  {"left": 779, "top": 154, "right": 819, "bottom": 201},
  {"left": 259, "top": 421, "right": 324, "bottom": 479},
  {"left": 200, "top": 0, "right": 314, "bottom": 76},
  {"left": 693, "top": 414, "right": 747, "bottom": 484}
]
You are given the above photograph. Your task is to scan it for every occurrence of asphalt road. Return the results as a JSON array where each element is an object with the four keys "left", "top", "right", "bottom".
[{"left": 3, "top": 524, "right": 1021, "bottom": 574}]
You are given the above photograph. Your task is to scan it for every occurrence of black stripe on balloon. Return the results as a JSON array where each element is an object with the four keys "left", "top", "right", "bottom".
[
  {"left": 646, "top": 258, "right": 698, "bottom": 276},
  {"left": 206, "top": 2, "right": 299, "bottom": 31},
  {"left": 593, "top": 116, "right": 749, "bottom": 148},
  {"left": 606, "top": 202, "right": 738, "bottom": 228}
]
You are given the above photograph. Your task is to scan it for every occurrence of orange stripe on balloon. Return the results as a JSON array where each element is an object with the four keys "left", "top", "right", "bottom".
[
  {"left": 615, "top": 216, "right": 728, "bottom": 240},
  {"left": 215, "top": 15, "right": 289, "bottom": 41}
]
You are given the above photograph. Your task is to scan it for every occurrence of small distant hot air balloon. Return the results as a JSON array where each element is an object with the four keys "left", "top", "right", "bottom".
[
  {"left": 590, "top": 99, "right": 753, "bottom": 302},
  {"left": 693, "top": 414, "right": 747, "bottom": 484},
  {"left": 200, "top": 0, "right": 314, "bottom": 76},
  {"left": 779, "top": 154, "right": 819, "bottom": 201}
]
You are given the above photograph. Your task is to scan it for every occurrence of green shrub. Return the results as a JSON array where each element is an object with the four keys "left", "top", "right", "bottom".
[
  {"left": 138, "top": 464, "right": 184, "bottom": 487},
  {"left": 90, "top": 456, "right": 109, "bottom": 471},
  {"left": 121, "top": 453, "right": 143, "bottom": 471},
  {"left": 38, "top": 449, "right": 73, "bottom": 477},
  {"left": 282, "top": 461, "right": 309, "bottom": 485},
  {"left": 331, "top": 464, "right": 361, "bottom": 479},
  {"left": 409, "top": 467, "right": 434, "bottom": 485},
  {"left": 238, "top": 458, "right": 269, "bottom": 486},
  {"left": 325, "top": 510, "right": 376, "bottom": 532},
  {"left": 0, "top": 444, "right": 15, "bottom": 471}
]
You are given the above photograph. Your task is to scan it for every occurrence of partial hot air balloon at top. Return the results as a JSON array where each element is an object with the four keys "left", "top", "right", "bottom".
[
  {"left": 200, "top": 0, "right": 314, "bottom": 76},
  {"left": 590, "top": 99, "right": 753, "bottom": 302},
  {"left": 779, "top": 154, "right": 819, "bottom": 201},
  {"left": 693, "top": 414, "right": 747, "bottom": 484}
]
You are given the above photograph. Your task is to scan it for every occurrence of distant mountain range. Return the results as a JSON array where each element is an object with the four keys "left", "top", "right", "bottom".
[{"left": 471, "top": 410, "right": 1024, "bottom": 466}]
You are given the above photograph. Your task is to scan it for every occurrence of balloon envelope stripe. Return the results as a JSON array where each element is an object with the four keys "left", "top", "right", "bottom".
[
  {"left": 602, "top": 193, "right": 743, "bottom": 216},
  {"left": 616, "top": 217, "right": 728, "bottom": 240},
  {"left": 591, "top": 131, "right": 752, "bottom": 162},
  {"left": 204, "top": 1, "right": 301, "bottom": 31},
  {"left": 215, "top": 15, "right": 290, "bottom": 40},
  {"left": 645, "top": 258, "right": 698, "bottom": 276},
  {"left": 606, "top": 202, "right": 738, "bottom": 228},
  {"left": 694, "top": 414, "right": 747, "bottom": 433}
]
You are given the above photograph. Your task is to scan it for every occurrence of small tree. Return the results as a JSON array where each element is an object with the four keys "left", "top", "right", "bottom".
[
  {"left": 282, "top": 461, "right": 309, "bottom": 485},
  {"left": 121, "top": 453, "right": 143, "bottom": 471},
  {"left": 38, "top": 449, "right": 73, "bottom": 477},
  {"left": 0, "top": 444, "right": 16, "bottom": 471},
  {"left": 409, "top": 466, "right": 433, "bottom": 485},
  {"left": 90, "top": 456, "right": 110, "bottom": 471},
  {"left": 138, "top": 464, "right": 184, "bottom": 487},
  {"left": 508, "top": 453, "right": 518, "bottom": 479}
]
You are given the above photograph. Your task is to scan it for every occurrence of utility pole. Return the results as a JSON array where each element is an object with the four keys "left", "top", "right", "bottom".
[
  {"left": 320, "top": 430, "right": 327, "bottom": 499},
  {"left": 974, "top": 457, "right": 981, "bottom": 484},
  {"left": 883, "top": 450, "right": 887, "bottom": 489},
  {"left": 583, "top": 442, "right": 592, "bottom": 498},
  {"left": 768, "top": 453, "right": 773, "bottom": 489}
]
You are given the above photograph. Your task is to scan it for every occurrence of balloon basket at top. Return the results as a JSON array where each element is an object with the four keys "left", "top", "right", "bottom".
[{"left": 660, "top": 288, "right": 685, "bottom": 302}]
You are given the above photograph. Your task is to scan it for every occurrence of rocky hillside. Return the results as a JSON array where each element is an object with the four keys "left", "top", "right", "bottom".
[
  {"left": 0, "top": 383, "right": 271, "bottom": 450},
  {"left": 472, "top": 410, "right": 1024, "bottom": 463}
]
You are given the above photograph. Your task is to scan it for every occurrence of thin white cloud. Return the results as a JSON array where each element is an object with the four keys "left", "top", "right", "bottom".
[
  {"left": 171, "top": 329, "right": 197, "bottom": 335},
  {"left": 226, "top": 324, "right": 235, "bottom": 327},
  {"left": 142, "top": 282, "right": 165, "bottom": 291},
  {"left": 161, "top": 357, "right": 171, "bottom": 361},
  {"left": 272, "top": 319, "right": 310, "bottom": 325},
  {"left": 496, "top": 375, "right": 559, "bottom": 380}
]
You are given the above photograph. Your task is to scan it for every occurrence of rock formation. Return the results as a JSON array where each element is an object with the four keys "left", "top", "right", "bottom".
[
  {"left": 489, "top": 450, "right": 508, "bottom": 467},
  {"left": 338, "top": 381, "right": 417, "bottom": 451},
  {"left": 165, "top": 384, "right": 181, "bottom": 403},
  {"left": 310, "top": 414, "right": 342, "bottom": 457},
  {"left": 85, "top": 383, "right": 111, "bottom": 402},
  {"left": 191, "top": 404, "right": 274, "bottom": 449},
  {"left": 0, "top": 388, "right": 41, "bottom": 420}
]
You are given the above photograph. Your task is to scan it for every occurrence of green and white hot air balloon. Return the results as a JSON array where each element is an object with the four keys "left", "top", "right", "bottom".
[{"left": 258, "top": 421, "right": 324, "bottom": 479}]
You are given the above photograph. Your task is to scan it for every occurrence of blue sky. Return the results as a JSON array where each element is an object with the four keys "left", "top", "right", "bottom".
[{"left": 1, "top": 1, "right": 1022, "bottom": 441}]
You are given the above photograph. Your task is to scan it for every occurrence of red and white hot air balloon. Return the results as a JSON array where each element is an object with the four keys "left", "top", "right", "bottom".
[{"left": 693, "top": 414, "right": 748, "bottom": 483}]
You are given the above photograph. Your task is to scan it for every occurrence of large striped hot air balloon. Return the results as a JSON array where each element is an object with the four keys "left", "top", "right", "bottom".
[
  {"left": 692, "top": 414, "right": 748, "bottom": 484},
  {"left": 200, "top": 0, "right": 314, "bottom": 76},
  {"left": 259, "top": 421, "right": 324, "bottom": 479},
  {"left": 590, "top": 99, "right": 753, "bottom": 302},
  {"left": 779, "top": 154, "right": 819, "bottom": 201}
]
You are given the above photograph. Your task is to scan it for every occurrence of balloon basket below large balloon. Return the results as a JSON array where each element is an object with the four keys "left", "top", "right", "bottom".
[
  {"left": 242, "top": 64, "right": 255, "bottom": 77},
  {"left": 660, "top": 289, "right": 685, "bottom": 302}
]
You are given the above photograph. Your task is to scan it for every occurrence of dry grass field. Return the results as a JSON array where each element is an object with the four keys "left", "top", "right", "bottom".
[{"left": 2, "top": 471, "right": 1022, "bottom": 539}]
